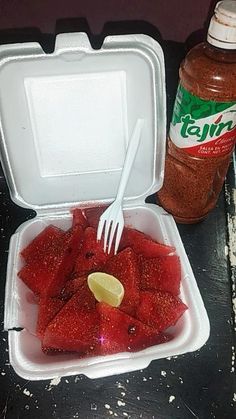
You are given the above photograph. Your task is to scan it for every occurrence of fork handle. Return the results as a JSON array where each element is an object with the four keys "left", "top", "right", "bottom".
[{"left": 116, "top": 118, "right": 144, "bottom": 202}]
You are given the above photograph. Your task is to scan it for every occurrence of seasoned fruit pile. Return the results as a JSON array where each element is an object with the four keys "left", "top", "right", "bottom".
[{"left": 18, "top": 206, "right": 187, "bottom": 356}]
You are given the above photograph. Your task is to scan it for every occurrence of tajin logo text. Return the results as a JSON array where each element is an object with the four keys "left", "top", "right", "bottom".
[{"left": 180, "top": 114, "right": 236, "bottom": 142}]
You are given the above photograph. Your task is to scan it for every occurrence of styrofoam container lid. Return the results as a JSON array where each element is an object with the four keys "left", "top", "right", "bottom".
[{"left": 0, "top": 33, "right": 166, "bottom": 212}]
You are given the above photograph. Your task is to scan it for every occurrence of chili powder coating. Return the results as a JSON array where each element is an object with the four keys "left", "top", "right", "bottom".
[{"left": 157, "top": 2, "right": 236, "bottom": 224}]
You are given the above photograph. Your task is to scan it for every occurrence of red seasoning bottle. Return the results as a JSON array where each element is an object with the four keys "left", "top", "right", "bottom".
[{"left": 157, "top": 1, "right": 236, "bottom": 223}]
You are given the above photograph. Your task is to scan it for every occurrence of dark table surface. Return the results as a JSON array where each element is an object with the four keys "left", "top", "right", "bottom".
[{"left": 0, "top": 37, "right": 235, "bottom": 419}]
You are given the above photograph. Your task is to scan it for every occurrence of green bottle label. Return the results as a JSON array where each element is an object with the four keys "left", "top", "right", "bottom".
[{"left": 170, "top": 84, "right": 236, "bottom": 157}]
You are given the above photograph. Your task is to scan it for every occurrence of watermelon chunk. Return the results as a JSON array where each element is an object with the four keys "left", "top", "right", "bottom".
[
  {"left": 43, "top": 283, "right": 99, "bottom": 353},
  {"left": 36, "top": 296, "right": 66, "bottom": 339},
  {"left": 136, "top": 291, "right": 187, "bottom": 332},
  {"left": 18, "top": 225, "right": 84, "bottom": 296},
  {"left": 119, "top": 228, "right": 175, "bottom": 257},
  {"left": 140, "top": 255, "right": 181, "bottom": 296},
  {"left": 61, "top": 276, "right": 87, "bottom": 299},
  {"left": 21, "top": 225, "right": 64, "bottom": 263},
  {"left": 97, "top": 303, "right": 170, "bottom": 355},
  {"left": 102, "top": 248, "right": 140, "bottom": 316},
  {"left": 74, "top": 227, "right": 111, "bottom": 276},
  {"left": 71, "top": 208, "right": 88, "bottom": 230},
  {"left": 84, "top": 206, "right": 108, "bottom": 228}
]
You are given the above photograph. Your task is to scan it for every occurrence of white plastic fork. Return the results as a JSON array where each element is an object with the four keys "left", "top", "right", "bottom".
[{"left": 97, "top": 118, "right": 144, "bottom": 254}]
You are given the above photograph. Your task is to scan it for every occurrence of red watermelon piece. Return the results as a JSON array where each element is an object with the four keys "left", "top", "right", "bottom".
[
  {"left": 21, "top": 225, "right": 64, "bottom": 264},
  {"left": 102, "top": 248, "right": 140, "bottom": 316},
  {"left": 61, "top": 276, "right": 87, "bottom": 299},
  {"left": 74, "top": 227, "right": 111, "bottom": 276},
  {"left": 97, "top": 303, "right": 170, "bottom": 355},
  {"left": 18, "top": 225, "right": 84, "bottom": 296},
  {"left": 119, "top": 228, "right": 175, "bottom": 257},
  {"left": 140, "top": 255, "right": 181, "bottom": 296},
  {"left": 71, "top": 208, "right": 88, "bottom": 230},
  {"left": 136, "top": 291, "right": 187, "bottom": 332},
  {"left": 36, "top": 296, "right": 66, "bottom": 339},
  {"left": 43, "top": 283, "right": 99, "bottom": 354},
  {"left": 84, "top": 206, "right": 108, "bottom": 228}
]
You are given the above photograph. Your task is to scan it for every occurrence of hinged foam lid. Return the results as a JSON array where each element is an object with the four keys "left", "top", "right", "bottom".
[{"left": 0, "top": 33, "right": 166, "bottom": 211}]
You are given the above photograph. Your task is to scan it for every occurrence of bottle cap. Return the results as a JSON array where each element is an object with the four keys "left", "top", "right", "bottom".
[{"left": 207, "top": 1, "right": 236, "bottom": 49}]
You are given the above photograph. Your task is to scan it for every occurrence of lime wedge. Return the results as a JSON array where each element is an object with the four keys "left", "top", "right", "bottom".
[{"left": 87, "top": 272, "right": 124, "bottom": 307}]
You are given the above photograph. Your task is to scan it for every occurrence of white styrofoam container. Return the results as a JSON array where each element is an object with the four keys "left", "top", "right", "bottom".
[{"left": 0, "top": 33, "right": 210, "bottom": 380}]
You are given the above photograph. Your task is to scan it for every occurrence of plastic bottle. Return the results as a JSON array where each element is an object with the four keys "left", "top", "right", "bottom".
[{"left": 157, "top": 0, "right": 236, "bottom": 223}]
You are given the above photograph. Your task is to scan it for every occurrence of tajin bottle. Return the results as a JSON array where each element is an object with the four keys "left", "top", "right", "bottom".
[{"left": 157, "top": 0, "right": 236, "bottom": 223}]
